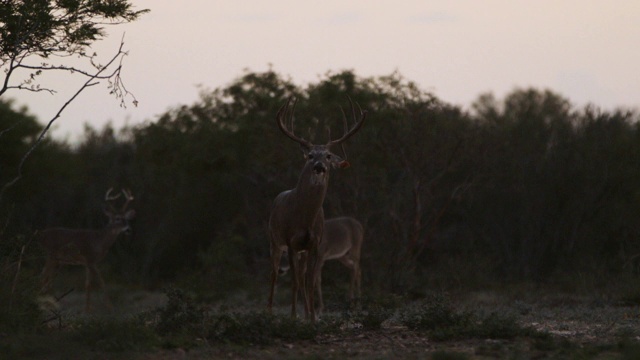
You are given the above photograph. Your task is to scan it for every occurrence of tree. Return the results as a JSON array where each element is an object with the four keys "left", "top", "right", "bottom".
[{"left": 0, "top": 0, "right": 148, "bottom": 201}]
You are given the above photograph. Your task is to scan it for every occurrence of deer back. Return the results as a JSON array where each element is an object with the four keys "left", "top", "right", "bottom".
[
  {"left": 38, "top": 227, "right": 121, "bottom": 265},
  {"left": 38, "top": 188, "right": 136, "bottom": 265}
]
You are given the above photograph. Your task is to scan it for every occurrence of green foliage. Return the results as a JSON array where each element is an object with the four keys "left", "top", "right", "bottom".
[
  {"left": 155, "top": 287, "right": 203, "bottom": 336},
  {"left": 197, "top": 233, "right": 251, "bottom": 299},
  {"left": 399, "top": 293, "right": 536, "bottom": 341},
  {"left": 70, "top": 315, "right": 160, "bottom": 352},
  {"left": 0, "top": 0, "right": 147, "bottom": 59},
  {"left": 154, "top": 288, "right": 319, "bottom": 346},
  {"left": 0, "top": 233, "right": 42, "bottom": 335},
  {"left": 471, "top": 312, "right": 527, "bottom": 340},
  {"left": 153, "top": 287, "right": 209, "bottom": 349},
  {"left": 0, "top": 0, "right": 148, "bottom": 102},
  {"left": 210, "top": 311, "right": 317, "bottom": 345},
  {"left": 399, "top": 293, "right": 474, "bottom": 340},
  {"left": 344, "top": 294, "right": 404, "bottom": 330},
  {"left": 0, "top": 99, "right": 44, "bottom": 198}
]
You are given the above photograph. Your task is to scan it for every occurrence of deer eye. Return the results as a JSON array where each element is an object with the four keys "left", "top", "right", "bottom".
[
  {"left": 326, "top": 154, "right": 332, "bottom": 160},
  {"left": 307, "top": 154, "right": 314, "bottom": 160}
]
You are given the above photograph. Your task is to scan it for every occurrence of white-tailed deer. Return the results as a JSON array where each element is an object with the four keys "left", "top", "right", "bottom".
[
  {"left": 280, "top": 216, "right": 364, "bottom": 316},
  {"left": 38, "top": 188, "right": 135, "bottom": 312},
  {"left": 268, "top": 98, "right": 366, "bottom": 322}
]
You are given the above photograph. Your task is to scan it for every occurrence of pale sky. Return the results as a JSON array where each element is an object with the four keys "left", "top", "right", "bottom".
[{"left": 6, "top": 1, "right": 640, "bottom": 141}]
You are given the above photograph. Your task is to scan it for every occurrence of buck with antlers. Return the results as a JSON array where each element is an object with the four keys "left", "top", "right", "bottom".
[
  {"left": 280, "top": 216, "right": 364, "bottom": 316},
  {"left": 38, "top": 188, "right": 135, "bottom": 312},
  {"left": 268, "top": 97, "right": 366, "bottom": 322}
]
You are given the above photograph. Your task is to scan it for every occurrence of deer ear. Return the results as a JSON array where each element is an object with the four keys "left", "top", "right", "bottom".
[{"left": 339, "top": 160, "right": 350, "bottom": 169}]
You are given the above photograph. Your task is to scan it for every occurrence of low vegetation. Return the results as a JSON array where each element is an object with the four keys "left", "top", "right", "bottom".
[{"left": 1, "top": 282, "right": 639, "bottom": 359}]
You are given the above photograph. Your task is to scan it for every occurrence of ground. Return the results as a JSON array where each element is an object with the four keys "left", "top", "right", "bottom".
[{"left": 29, "top": 284, "right": 640, "bottom": 359}]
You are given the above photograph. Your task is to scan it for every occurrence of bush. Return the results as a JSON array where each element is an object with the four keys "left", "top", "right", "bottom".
[
  {"left": 399, "top": 293, "right": 537, "bottom": 341},
  {"left": 209, "top": 311, "right": 317, "bottom": 345},
  {"left": 344, "top": 294, "right": 404, "bottom": 330},
  {"left": 155, "top": 287, "right": 204, "bottom": 337},
  {"left": 399, "top": 293, "right": 473, "bottom": 335},
  {"left": 71, "top": 315, "right": 160, "bottom": 352},
  {"left": 472, "top": 312, "right": 527, "bottom": 340},
  {"left": 0, "top": 234, "right": 42, "bottom": 334}
]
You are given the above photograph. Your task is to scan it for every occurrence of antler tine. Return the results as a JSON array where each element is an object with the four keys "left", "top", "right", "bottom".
[
  {"left": 276, "top": 97, "right": 313, "bottom": 148},
  {"left": 350, "top": 96, "right": 359, "bottom": 130},
  {"left": 104, "top": 187, "right": 121, "bottom": 212},
  {"left": 105, "top": 187, "right": 121, "bottom": 201},
  {"left": 338, "top": 106, "right": 349, "bottom": 160},
  {"left": 122, "top": 188, "right": 134, "bottom": 200},
  {"left": 120, "top": 189, "right": 134, "bottom": 211},
  {"left": 327, "top": 96, "right": 367, "bottom": 147},
  {"left": 287, "top": 98, "right": 295, "bottom": 135}
]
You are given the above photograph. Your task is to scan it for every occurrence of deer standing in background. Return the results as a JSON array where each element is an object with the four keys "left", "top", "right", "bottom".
[
  {"left": 280, "top": 216, "right": 364, "bottom": 316},
  {"left": 268, "top": 98, "right": 366, "bottom": 322},
  {"left": 38, "top": 188, "right": 135, "bottom": 312}
]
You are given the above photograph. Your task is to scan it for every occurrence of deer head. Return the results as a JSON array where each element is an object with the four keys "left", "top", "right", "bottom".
[
  {"left": 103, "top": 188, "right": 136, "bottom": 235},
  {"left": 276, "top": 97, "right": 367, "bottom": 185}
]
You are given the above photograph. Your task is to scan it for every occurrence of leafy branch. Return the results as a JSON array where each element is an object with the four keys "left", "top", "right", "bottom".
[
  {"left": 0, "top": 37, "right": 137, "bottom": 203},
  {"left": 0, "top": 1, "right": 147, "bottom": 203}
]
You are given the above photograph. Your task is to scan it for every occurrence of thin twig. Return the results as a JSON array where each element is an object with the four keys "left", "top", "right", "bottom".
[
  {"left": 56, "top": 287, "right": 75, "bottom": 302},
  {"left": 9, "top": 242, "right": 27, "bottom": 311},
  {"left": 0, "top": 41, "right": 128, "bottom": 203}
]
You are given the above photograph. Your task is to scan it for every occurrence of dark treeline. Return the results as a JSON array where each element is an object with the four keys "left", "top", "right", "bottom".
[{"left": 2, "top": 70, "right": 640, "bottom": 296}]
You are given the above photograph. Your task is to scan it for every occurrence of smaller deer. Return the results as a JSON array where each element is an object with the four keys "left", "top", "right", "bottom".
[
  {"left": 280, "top": 216, "right": 364, "bottom": 316},
  {"left": 38, "top": 188, "right": 135, "bottom": 312}
]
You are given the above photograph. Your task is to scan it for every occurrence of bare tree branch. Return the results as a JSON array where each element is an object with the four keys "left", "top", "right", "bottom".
[{"left": 0, "top": 39, "right": 134, "bottom": 203}]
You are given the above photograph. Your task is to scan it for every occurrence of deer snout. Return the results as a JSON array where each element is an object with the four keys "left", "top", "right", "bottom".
[
  {"left": 278, "top": 265, "right": 290, "bottom": 276},
  {"left": 121, "top": 225, "right": 132, "bottom": 235},
  {"left": 313, "top": 162, "right": 327, "bottom": 174}
]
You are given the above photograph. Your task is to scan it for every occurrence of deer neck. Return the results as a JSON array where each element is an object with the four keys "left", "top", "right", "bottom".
[
  {"left": 294, "top": 165, "right": 329, "bottom": 208},
  {"left": 101, "top": 225, "right": 125, "bottom": 244}
]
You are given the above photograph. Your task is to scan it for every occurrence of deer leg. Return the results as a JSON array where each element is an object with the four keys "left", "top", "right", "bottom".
[
  {"left": 85, "top": 265, "right": 110, "bottom": 312},
  {"left": 338, "top": 256, "right": 357, "bottom": 301},
  {"left": 355, "top": 262, "right": 362, "bottom": 300},
  {"left": 306, "top": 245, "right": 319, "bottom": 323},
  {"left": 315, "top": 261, "right": 325, "bottom": 316},
  {"left": 92, "top": 265, "right": 112, "bottom": 309},
  {"left": 289, "top": 248, "right": 300, "bottom": 319},
  {"left": 267, "top": 245, "right": 282, "bottom": 313},
  {"left": 297, "top": 251, "right": 310, "bottom": 318}
]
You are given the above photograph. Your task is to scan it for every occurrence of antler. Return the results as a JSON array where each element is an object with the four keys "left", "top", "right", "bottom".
[
  {"left": 105, "top": 188, "right": 121, "bottom": 202},
  {"left": 276, "top": 98, "right": 313, "bottom": 148},
  {"left": 104, "top": 188, "right": 134, "bottom": 212},
  {"left": 105, "top": 187, "right": 122, "bottom": 211},
  {"left": 327, "top": 97, "right": 367, "bottom": 148},
  {"left": 120, "top": 189, "right": 134, "bottom": 211}
]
